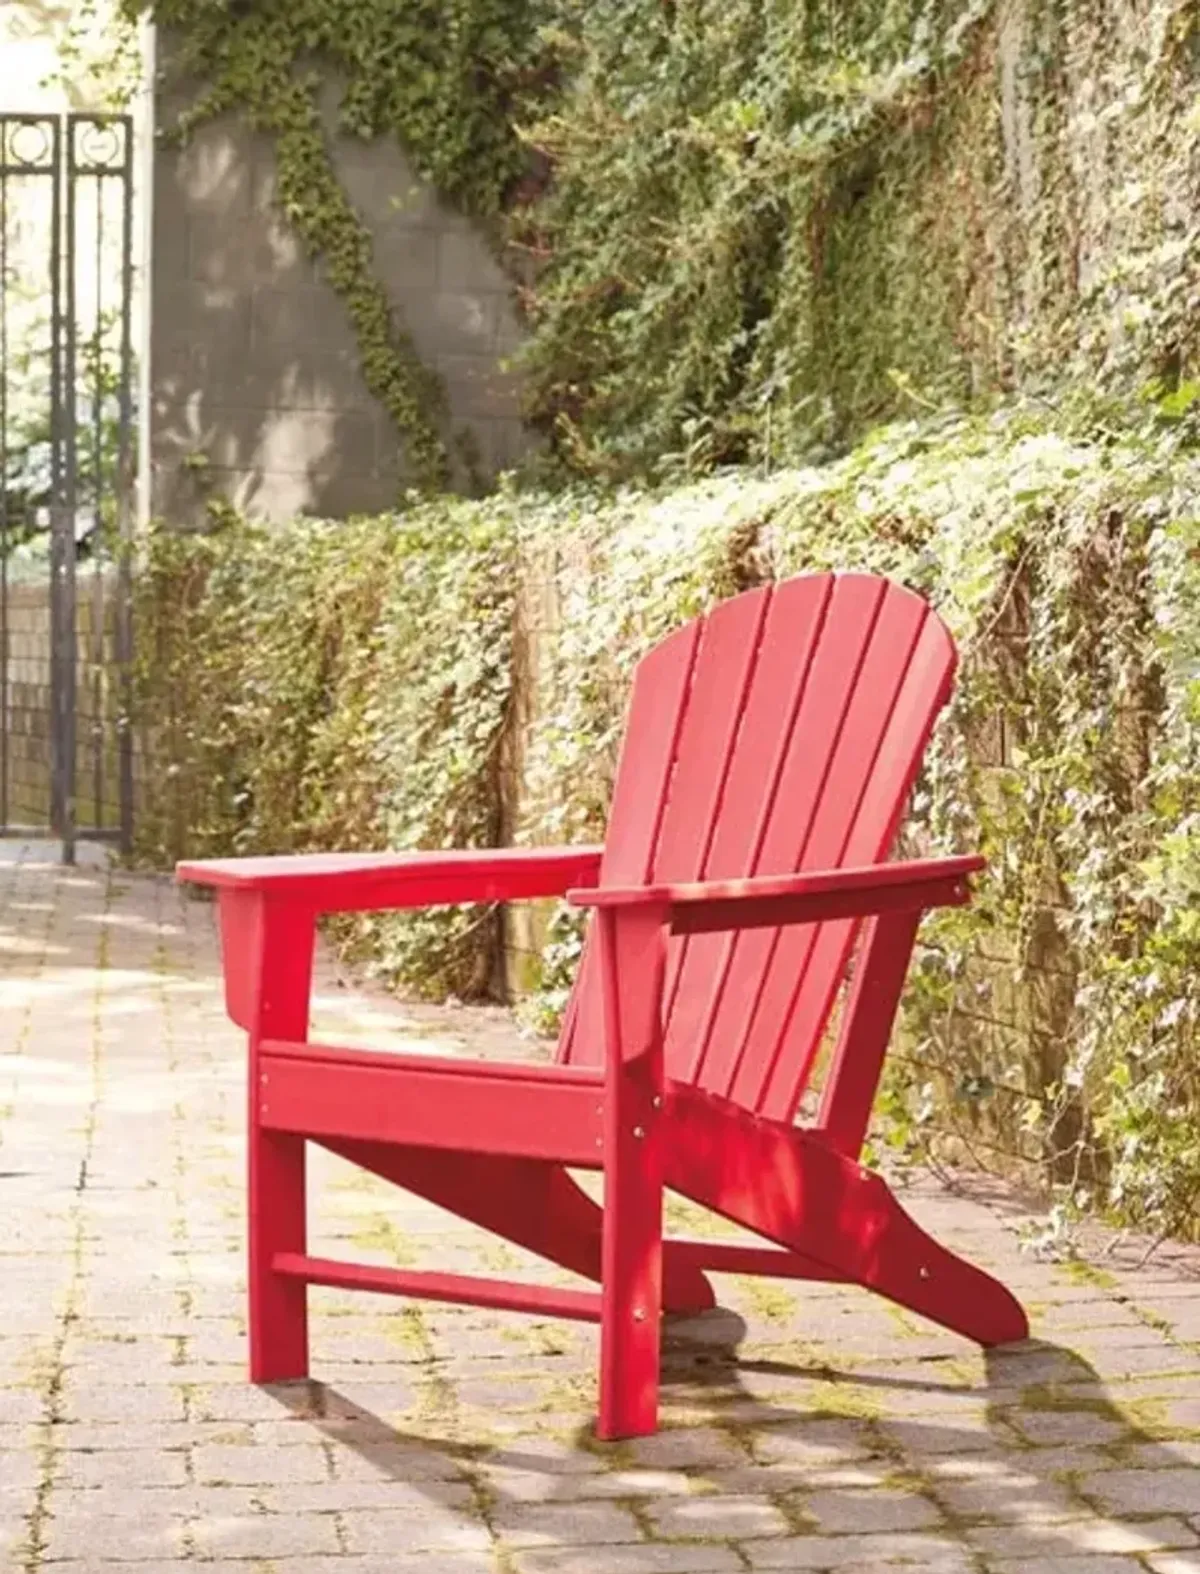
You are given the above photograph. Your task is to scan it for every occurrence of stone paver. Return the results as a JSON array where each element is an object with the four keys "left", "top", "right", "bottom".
[{"left": 5, "top": 843, "right": 1200, "bottom": 1571}]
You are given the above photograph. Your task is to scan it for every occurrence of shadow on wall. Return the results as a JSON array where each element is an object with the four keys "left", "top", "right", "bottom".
[{"left": 150, "top": 75, "right": 529, "bottom": 525}]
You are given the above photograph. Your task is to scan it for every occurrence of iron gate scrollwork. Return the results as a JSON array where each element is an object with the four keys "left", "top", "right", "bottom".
[{"left": 0, "top": 111, "right": 135, "bottom": 863}]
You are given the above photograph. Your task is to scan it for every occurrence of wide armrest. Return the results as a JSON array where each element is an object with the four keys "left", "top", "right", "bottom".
[
  {"left": 177, "top": 845, "right": 605, "bottom": 914},
  {"left": 569, "top": 855, "right": 984, "bottom": 936}
]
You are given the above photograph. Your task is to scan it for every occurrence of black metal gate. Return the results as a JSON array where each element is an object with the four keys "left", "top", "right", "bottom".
[{"left": 0, "top": 112, "right": 135, "bottom": 863}]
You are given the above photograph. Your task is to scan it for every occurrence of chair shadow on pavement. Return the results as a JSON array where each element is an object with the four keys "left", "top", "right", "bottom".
[{"left": 262, "top": 1309, "right": 1200, "bottom": 1567}]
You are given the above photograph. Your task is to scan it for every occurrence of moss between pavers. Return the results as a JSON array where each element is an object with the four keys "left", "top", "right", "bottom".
[
  {"left": 741, "top": 1282, "right": 798, "bottom": 1327},
  {"left": 1057, "top": 1260, "right": 1120, "bottom": 1293},
  {"left": 350, "top": 1218, "right": 418, "bottom": 1269}
]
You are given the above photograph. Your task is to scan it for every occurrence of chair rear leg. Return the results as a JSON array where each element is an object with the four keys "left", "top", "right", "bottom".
[
  {"left": 666, "top": 1092, "right": 1029, "bottom": 1349},
  {"left": 249, "top": 1129, "right": 309, "bottom": 1383}
]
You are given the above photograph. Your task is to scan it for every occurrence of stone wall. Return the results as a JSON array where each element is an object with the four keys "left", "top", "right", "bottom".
[{"left": 150, "top": 68, "right": 528, "bottom": 525}]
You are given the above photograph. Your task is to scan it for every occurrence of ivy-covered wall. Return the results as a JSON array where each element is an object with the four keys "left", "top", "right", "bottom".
[
  {"left": 135, "top": 0, "right": 1200, "bottom": 497},
  {"left": 149, "top": 51, "right": 528, "bottom": 522}
]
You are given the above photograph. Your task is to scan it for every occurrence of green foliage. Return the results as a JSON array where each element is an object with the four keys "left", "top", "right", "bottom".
[
  {"left": 134, "top": 496, "right": 518, "bottom": 996},
  {"left": 514, "top": 0, "right": 1200, "bottom": 478},
  {"left": 1, "top": 0, "right": 141, "bottom": 109},
  {"left": 121, "top": 0, "right": 1200, "bottom": 1238},
  {"left": 139, "top": 403, "right": 1200, "bottom": 1237}
]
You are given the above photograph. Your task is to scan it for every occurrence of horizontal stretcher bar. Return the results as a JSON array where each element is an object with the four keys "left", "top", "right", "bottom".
[{"left": 273, "top": 1252, "right": 603, "bottom": 1321}]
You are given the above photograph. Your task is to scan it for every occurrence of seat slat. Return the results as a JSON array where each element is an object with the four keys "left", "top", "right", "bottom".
[{"left": 260, "top": 1046, "right": 605, "bottom": 1164}]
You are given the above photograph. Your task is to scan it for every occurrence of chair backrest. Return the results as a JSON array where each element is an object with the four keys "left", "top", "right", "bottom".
[{"left": 556, "top": 572, "right": 958, "bottom": 1123}]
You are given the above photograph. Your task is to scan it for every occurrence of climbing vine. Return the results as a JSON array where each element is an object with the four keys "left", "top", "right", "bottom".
[
  {"left": 123, "top": 0, "right": 563, "bottom": 488},
  {"left": 124, "top": 0, "right": 1200, "bottom": 1244},
  {"left": 134, "top": 495, "right": 520, "bottom": 996}
]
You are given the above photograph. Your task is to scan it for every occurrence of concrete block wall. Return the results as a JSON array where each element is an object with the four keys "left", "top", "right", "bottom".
[
  {"left": 1, "top": 573, "right": 128, "bottom": 834},
  {"left": 2, "top": 581, "right": 56, "bottom": 827},
  {"left": 150, "top": 64, "right": 529, "bottom": 525}
]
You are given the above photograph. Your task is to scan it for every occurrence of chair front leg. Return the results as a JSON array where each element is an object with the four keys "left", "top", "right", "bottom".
[
  {"left": 596, "top": 905, "right": 668, "bottom": 1440},
  {"left": 219, "top": 890, "right": 316, "bottom": 1384}
]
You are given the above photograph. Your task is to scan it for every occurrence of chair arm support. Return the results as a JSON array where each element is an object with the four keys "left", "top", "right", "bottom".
[
  {"left": 569, "top": 855, "right": 984, "bottom": 937},
  {"left": 177, "top": 846, "right": 605, "bottom": 914}
]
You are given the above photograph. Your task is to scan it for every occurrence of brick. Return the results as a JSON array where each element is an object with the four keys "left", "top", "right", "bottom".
[
  {"left": 49, "top": 1484, "right": 261, "bottom": 1520},
  {"left": 39, "top": 1506, "right": 190, "bottom": 1563},
  {"left": 57, "top": 1385, "right": 186, "bottom": 1423},
  {"left": 56, "top": 1449, "right": 190, "bottom": 1489},
  {"left": 873, "top": 1414, "right": 1020, "bottom": 1461},
  {"left": 628, "top": 1426, "right": 748, "bottom": 1470},
  {"left": 278, "top": 1560, "right": 496, "bottom": 1574},
  {"left": 644, "top": 1494, "right": 791, "bottom": 1539},
  {"left": 339, "top": 1508, "right": 493, "bottom": 1555},
  {"left": 267, "top": 1478, "right": 475, "bottom": 1514},
  {"left": 190, "top": 1511, "right": 342, "bottom": 1560},
  {"left": 968, "top": 1517, "right": 1199, "bottom": 1559},
  {"left": 481, "top": 1464, "right": 692, "bottom": 1504},
  {"left": 752, "top": 1417, "right": 878, "bottom": 1465},
  {"left": 932, "top": 1471, "right": 1083, "bottom": 1523},
  {"left": 739, "top": 1531, "right": 973, "bottom": 1569},
  {"left": 192, "top": 1442, "right": 331, "bottom": 1485},
  {"left": 1122, "top": 1441, "right": 1200, "bottom": 1468},
  {"left": 321, "top": 1436, "right": 466, "bottom": 1480},
  {"left": 188, "top": 1381, "right": 326, "bottom": 1423},
  {"left": 0, "top": 1391, "right": 45, "bottom": 1425},
  {"left": 1085, "top": 1469, "right": 1200, "bottom": 1516},
  {"left": 514, "top": 1547, "right": 742, "bottom": 1574},
  {"left": 988, "top": 1560, "right": 1145, "bottom": 1574},
  {"left": 803, "top": 1487, "right": 946, "bottom": 1534},
  {"left": 0, "top": 1451, "right": 40, "bottom": 1492},
  {"left": 493, "top": 1499, "right": 643, "bottom": 1547},
  {"left": 1011, "top": 1407, "right": 1131, "bottom": 1446}
]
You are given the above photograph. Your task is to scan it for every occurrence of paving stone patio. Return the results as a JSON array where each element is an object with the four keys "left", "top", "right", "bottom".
[{"left": 5, "top": 844, "right": 1200, "bottom": 1572}]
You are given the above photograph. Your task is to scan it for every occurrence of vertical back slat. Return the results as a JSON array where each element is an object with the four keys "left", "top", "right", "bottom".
[
  {"left": 668, "top": 577, "right": 835, "bottom": 1084},
  {"left": 558, "top": 619, "right": 702, "bottom": 1069},
  {"left": 695, "top": 576, "right": 887, "bottom": 1100},
  {"left": 753, "top": 611, "right": 956, "bottom": 1119},
  {"left": 736, "top": 591, "right": 930, "bottom": 1115},
  {"left": 652, "top": 587, "right": 773, "bottom": 1025}
]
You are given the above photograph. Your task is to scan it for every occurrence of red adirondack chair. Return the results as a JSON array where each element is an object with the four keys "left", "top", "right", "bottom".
[{"left": 178, "top": 572, "right": 1028, "bottom": 1440}]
